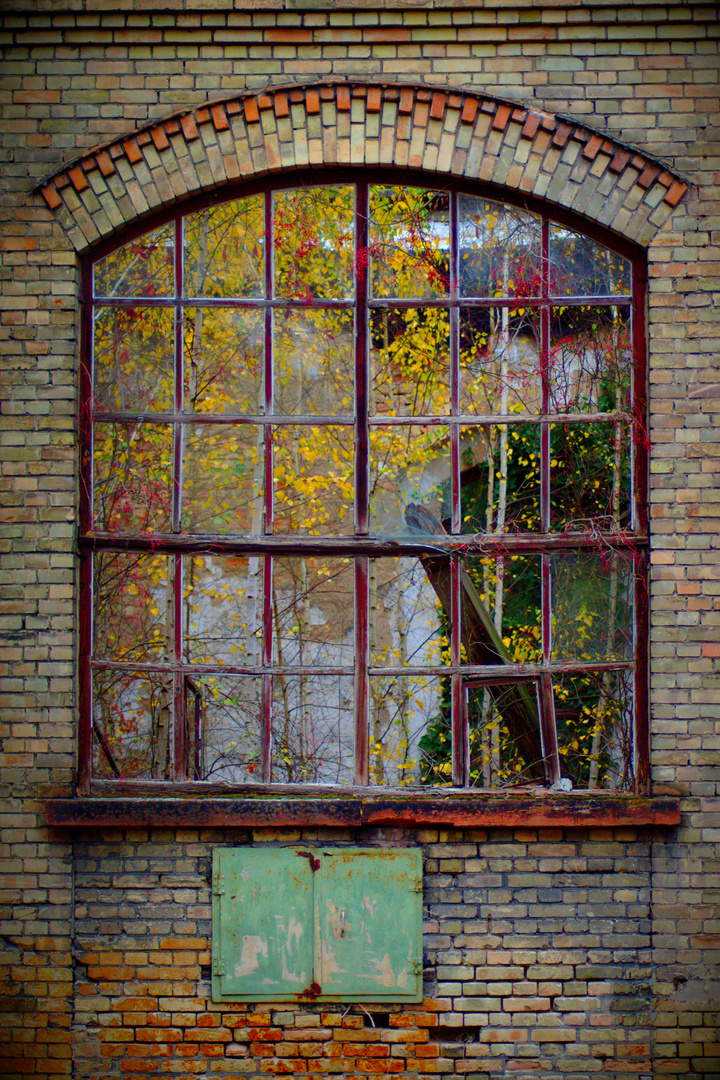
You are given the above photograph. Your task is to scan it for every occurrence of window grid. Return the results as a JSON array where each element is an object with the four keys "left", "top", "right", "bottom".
[{"left": 79, "top": 181, "right": 648, "bottom": 793}]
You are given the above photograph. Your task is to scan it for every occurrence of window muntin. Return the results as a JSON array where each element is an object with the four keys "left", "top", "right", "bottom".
[{"left": 82, "top": 181, "right": 647, "bottom": 792}]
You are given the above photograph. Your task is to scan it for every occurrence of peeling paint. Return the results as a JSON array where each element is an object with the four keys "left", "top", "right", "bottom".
[{"left": 234, "top": 934, "right": 267, "bottom": 978}]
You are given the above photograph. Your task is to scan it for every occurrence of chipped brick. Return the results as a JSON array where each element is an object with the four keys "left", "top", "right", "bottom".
[
  {"left": 399, "top": 88, "right": 414, "bottom": 115},
  {"left": 40, "top": 185, "right": 62, "bottom": 211},
  {"left": 151, "top": 128, "right": 169, "bottom": 152},
  {"left": 492, "top": 104, "right": 512, "bottom": 132},
  {"left": 522, "top": 114, "right": 541, "bottom": 140},
  {"left": 367, "top": 87, "right": 382, "bottom": 113},
  {"left": 664, "top": 180, "right": 688, "bottom": 207},
  {"left": 243, "top": 99, "right": 260, "bottom": 125},
  {"left": 430, "top": 93, "right": 446, "bottom": 121},
  {"left": 124, "top": 139, "right": 142, "bottom": 165},
  {"left": 582, "top": 135, "right": 604, "bottom": 161},
  {"left": 609, "top": 149, "right": 631, "bottom": 174},
  {"left": 211, "top": 105, "right": 229, "bottom": 132},
  {"left": 181, "top": 115, "right": 199, "bottom": 140}
]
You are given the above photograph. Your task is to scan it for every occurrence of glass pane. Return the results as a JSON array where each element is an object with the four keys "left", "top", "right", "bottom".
[
  {"left": 93, "top": 421, "right": 173, "bottom": 533},
  {"left": 549, "top": 226, "right": 631, "bottom": 297},
  {"left": 184, "top": 308, "right": 263, "bottom": 415},
  {"left": 93, "top": 551, "right": 171, "bottom": 663},
  {"left": 550, "top": 421, "right": 631, "bottom": 532},
  {"left": 459, "top": 424, "right": 541, "bottom": 535},
  {"left": 184, "top": 197, "right": 264, "bottom": 299},
  {"left": 271, "top": 673, "right": 354, "bottom": 785},
  {"left": 371, "top": 308, "right": 450, "bottom": 416},
  {"left": 369, "top": 558, "right": 443, "bottom": 669},
  {"left": 369, "top": 675, "right": 445, "bottom": 786},
  {"left": 94, "top": 223, "right": 175, "bottom": 299},
  {"left": 459, "top": 197, "right": 541, "bottom": 299},
  {"left": 272, "top": 556, "right": 354, "bottom": 668},
  {"left": 93, "top": 307, "right": 174, "bottom": 414},
  {"left": 274, "top": 186, "right": 354, "bottom": 300},
  {"left": 370, "top": 187, "right": 449, "bottom": 299},
  {"left": 184, "top": 555, "right": 265, "bottom": 668},
  {"left": 274, "top": 309, "right": 354, "bottom": 416},
  {"left": 549, "top": 307, "right": 631, "bottom": 413},
  {"left": 370, "top": 425, "right": 449, "bottom": 536},
  {"left": 467, "top": 680, "right": 543, "bottom": 787},
  {"left": 554, "top": 670, "right": 633, "bottom": 790},
  {"left": 273, "top": 425, "right": 353, "bottom": 536},
  {"left": 92, "top": 670, "right": 173, "bottom": 780},
  {"left": 551, "top": 550, "right": 633, "bottom": 663},
  {"left": 183, "top": 424, "right": 263, "bottom": 534},
  {"left": 461, "top": 554, "right": 541, "bottom": 666},
  {"left": 459, "top": 308, "right": 539, "bottom": 416},
  {"left": 194, "top": 674, "right": 262, "bottom": 782}
]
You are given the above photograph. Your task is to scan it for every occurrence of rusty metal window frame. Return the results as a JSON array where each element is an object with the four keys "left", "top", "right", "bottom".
[{"left": 77, "top": 172, "right": 649, "bottom": 796}]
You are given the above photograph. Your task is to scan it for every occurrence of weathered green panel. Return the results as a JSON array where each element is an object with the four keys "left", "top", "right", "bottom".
[
  {"left": 213, "top": 848, "right": 315, "bottom": 1001},
  {"left": 212, "top": 846, "right": 422, "bottom": 1002},
  {"left": 316, "top": 848, "right": 422, "bottom": 1001}
]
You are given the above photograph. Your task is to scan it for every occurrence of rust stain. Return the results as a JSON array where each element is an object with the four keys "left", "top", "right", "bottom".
[{"left": 295, "top": 849, "right": 321, "bottom": 872}]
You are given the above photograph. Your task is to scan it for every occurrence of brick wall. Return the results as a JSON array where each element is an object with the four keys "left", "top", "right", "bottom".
[
  {"left": 70, "top": 826, "right": 658, "bottom": 1078},
  {"left": 1, "top": 2, "right": 719, "bottom": 1077}
]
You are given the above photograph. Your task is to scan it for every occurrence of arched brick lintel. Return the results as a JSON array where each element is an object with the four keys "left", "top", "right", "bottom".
[{"left": 39, "top": 81, "right": 688, "bottom": 254}]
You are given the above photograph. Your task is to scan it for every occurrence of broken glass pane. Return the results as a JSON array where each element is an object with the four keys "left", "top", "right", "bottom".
[
  {"left": 274, "top": 308, "right": 354, "bottom": 416},
  {"left": 91, "top": 670, "right": 173, "bottom": 780},
  {"left": 94, "top": 222, "right": 175, "bottom": 299},
  {"left": 460, "top": 553, "right": 541, "bottom": 667},
  {"left": 549, "top": 421, "right": 631, "bottom": 532},
  {"left": 553, "top": 669, "right": 633, "bottom": 790},
  {"left": 551, "top": 550, "right": 634, "bottom": 664},
  {"left": 272, "top": 673, "right": 354, "bottom": 785},
  {"left": 548, "top": 306, "right": 631, "bottom": 414},
  {"left": 371, "top": 308, "right": 450, "bottom": 416},
  {"left": 370, "top": 186, "right": 449, "bottom": 299},
  {"left": 194, "top": 674, "right": 263, "bottom": 782},
  {"left": 273, "top": 425, "right": 354, "bottom": 536},
  {"left": 459, "top": 197, "right": 541, "bottom": 299},
  {"left": 370, "top": 424, "right": 449, "bottom": 536},
  {"left": 184, "top": 555, "right": 265, "bottom": 668},
  {"left": 183, "top": 424, "right": 263, "bottom": 534},
  {"left": 93, "top": 307, "right": 174, "bottom": 414},
  {"left": 274, "top": 186, "right": 354, "bottom": 300},
  {"left": 93, "top": 551, "right": 171, "bottom": 663},
  {"left": 466, "top": 679, "right": 543, "bottom": 787},
  {"left": 184, "top": 308, "right": 263, "bottom": 415},
  {"left": 369, "top": 674, "right": 445, "bottom": 786},
  {"left": 272, "top": 556, "right": 354, "bottom": 668},
  {"left": 93, "top": 421, "right": 174, "bottom": 534},
  {"left": 184, "top": 196, "right": 264, "bottom": 299},
  {"left": 459, "top": 307, "right": 539, "bottom": 416},
  {"left": 459, "top": 423, "right": 541, "bottom": 535},
  {"left": 549, "top": 226, "right": 631, "bottom": 297}
]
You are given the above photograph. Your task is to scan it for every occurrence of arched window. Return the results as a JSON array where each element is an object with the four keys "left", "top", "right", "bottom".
[{"left": 80, "top": 178, "right": 648, "bottom": 793}]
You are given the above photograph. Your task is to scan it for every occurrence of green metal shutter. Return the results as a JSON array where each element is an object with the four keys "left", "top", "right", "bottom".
[
  {"left": 212, "top": 847, "right": 422, "bottom": 1002},
  {"left": 213, "top": 848, "right": 315, "bottom": 999},
  {"left": 316, "top": 848, "right": 422, "bottom": 1001}
]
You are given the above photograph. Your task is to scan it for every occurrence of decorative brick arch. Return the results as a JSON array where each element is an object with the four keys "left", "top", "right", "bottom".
[{"left": 39, "top": 81, "right": 688, "bottom": 252}]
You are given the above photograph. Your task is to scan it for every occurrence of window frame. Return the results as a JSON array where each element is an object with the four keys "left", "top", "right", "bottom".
[{"left": 77, "top": 168, "right": 650, "bottom": 798}]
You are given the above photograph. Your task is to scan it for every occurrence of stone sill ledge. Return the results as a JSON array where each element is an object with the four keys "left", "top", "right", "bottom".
[{"left": 46, "top": 789, "right": 680, "bottom": 829}]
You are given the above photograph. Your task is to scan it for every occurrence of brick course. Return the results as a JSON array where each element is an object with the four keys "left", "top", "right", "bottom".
[{"left": 1, "top": 1, "right": 719, "bottom": 1077}]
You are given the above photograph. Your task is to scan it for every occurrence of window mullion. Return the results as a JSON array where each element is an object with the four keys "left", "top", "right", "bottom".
[
  {"left": 539, "top": 217, "right": 560, "bottom": 785},
  {"left": 172, "top": 553, "right": 187, "bottom": 779},
  {"left": 262, "top": 191, "right": 275, "bottom": 781},
  {"left": 451, "top": 555, "right": 466, "bottom": 786},
  {"left": 355, "top": 181, "right": 370, "bottom": 784}
]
